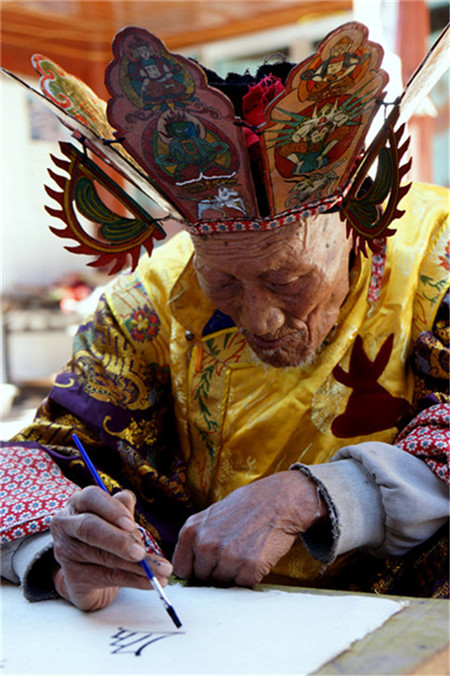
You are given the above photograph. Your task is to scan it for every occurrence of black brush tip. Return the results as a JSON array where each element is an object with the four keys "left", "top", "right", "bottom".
[{"left": 166, "top": 604, "right": 182, "bottom": 629}]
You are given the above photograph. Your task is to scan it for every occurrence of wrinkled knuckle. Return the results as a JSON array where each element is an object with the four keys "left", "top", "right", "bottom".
[
  {"left": 77, "top": 512, "right": 99, "bottom": 543},
  {"left": 52, "top": 538, "right": 70, "bottom": 565},
  {"left": 52, "top": 540, "right": 63, "bottom": 563},
  {"left": 184, "top": 513, "right": 201, "bottom": 530},
  {"left": 197, "top": 536, "right": 220, "bottom": 559},
  {"left": 120, "top": 489, "right": 137, "bottom": 506},
  {"left": 50, "top": 514, "right": 73, "bottom": 546},
  {"left": 95, "top": 546, "right": 116, "bottom": 567},
  {"left": 73, "top": 485, "right": 103, "bottom": 512},
  {"left": 49, "top": 513, "right": 63, "bottom": 536},
  {"left": 63, "top": 494, "right": 77, "bottom": 511},
  {"left": 79, "top": 485, "right": 102, "bottom": 503},
  {"left": 237, "top": 557, "right": 267, "bottom": 587},
  {"left": 179, "top": 517, "right": 200, "bottom": 541},
  {"left": 82, "top": 484, "right": 100, "bottom": 497},
  {"left": 102, "top": 568, "right": 120, "bottom": 587}
]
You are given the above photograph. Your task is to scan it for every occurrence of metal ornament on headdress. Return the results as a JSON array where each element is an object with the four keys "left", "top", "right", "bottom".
[{"left": 1, "top": 21, "right": 447, "bottom": 272}]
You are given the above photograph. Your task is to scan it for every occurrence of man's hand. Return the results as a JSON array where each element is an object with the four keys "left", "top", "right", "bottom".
[
  {"left": 50, "top": 486, "right": 172, "bottom": 611},
  {"left": 172, "top": 470, "right": 327, "bottom": 586}
]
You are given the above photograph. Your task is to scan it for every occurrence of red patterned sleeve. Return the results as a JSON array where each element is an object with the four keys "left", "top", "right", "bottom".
[
  {"left": 395, "top": 404, "right": 449, "bottom": 484},
  {"left": 395, "top": 291, "right": 449, "bottom": 485},
  {"left": 0, "top": 443, "right": 80, "bottom": 544},
  {"left": 0, "top": 442, "right": 163, "bottom": 557}
]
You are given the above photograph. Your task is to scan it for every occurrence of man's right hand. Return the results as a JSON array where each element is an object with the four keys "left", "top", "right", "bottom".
[{"left": 50, "top": 486, "right": 172, "bottom": 611}]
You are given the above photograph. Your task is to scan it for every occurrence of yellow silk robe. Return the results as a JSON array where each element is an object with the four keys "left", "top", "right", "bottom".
[
  {"left": 15, "top": 182, "right": 448, "bottom": 585},
  {"left": 104, "top": 182, "right": 448, "bottom": 582}
]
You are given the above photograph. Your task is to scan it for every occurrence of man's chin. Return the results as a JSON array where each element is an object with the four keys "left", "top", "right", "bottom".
[{"left": 248, "top": 342, "right": 317, "bottom": 368}]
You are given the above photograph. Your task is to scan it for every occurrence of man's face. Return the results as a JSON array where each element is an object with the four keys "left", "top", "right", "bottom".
[{"left": 193, "top": 214, "right": 352, "bottom": 367}]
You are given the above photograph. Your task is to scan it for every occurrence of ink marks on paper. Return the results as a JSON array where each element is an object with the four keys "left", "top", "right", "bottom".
[{"left": 110, "top": 627, "right": 180, "bottom": 656}]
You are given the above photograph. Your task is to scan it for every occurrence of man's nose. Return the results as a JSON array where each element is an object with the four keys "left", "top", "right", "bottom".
[{"left": 239, "top": 286, "right": 284, "bottom": 336}]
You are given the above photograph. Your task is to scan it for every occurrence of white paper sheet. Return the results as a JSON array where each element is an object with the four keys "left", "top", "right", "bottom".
[{"left": 2, "top": 582, "right": 405, "bottom": 675}]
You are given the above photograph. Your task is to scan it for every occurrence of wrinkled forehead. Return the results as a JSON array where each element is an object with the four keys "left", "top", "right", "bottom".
[
  {"left": 192, "top": 212, "right": 343, "bottom": 253},
  {"left": 191, "top": 214, "right": 345, "bottom": 270},
  {"left": 191, "top": 221, "right": 305, "bottom": 261}
]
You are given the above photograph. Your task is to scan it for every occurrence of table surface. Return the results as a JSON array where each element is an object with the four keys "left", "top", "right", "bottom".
[{"left": 299, "top": 588, "right": 449, "bottom": 675}]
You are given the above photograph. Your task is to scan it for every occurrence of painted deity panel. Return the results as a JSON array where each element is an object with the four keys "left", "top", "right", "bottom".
[
  {"left": 106, "top": 27, "right": 259, "bottom": 223},
  {"left": 261, "top": 22, "right": 388, "bottom": 216}
]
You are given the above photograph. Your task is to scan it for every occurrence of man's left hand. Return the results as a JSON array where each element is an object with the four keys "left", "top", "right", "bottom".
[{"left": 172, "top": 471, "right": 327, "bottom": 586}]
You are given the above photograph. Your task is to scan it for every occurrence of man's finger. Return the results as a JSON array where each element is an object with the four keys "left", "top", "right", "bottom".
[
  {"left": 172, "top": 519, "right": 197, "bottom": 578},
  {"left": 66, "top": 561, "right": 154, "bottom": 590},
  {"left": 145, "top": 554, "right": 173, "bottom": 583},
  {"left": 51, "top": 512, "right": 146, "bottom": 562},
  {"left": 67, "top": 486, "right": 138, "bottom": 532},
  {"left": 112, "top": 490, "right": 137, "bottom": 518},
  {"left": 52, "top": 533, "right": 151, "bottom": 571}
]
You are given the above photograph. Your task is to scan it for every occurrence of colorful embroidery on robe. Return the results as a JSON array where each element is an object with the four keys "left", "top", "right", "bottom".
[
  {"left": 189, "top": 330, "right": 248, "bottom": 498},
  {"left": 13, "top": 294, "right": 195, "bottom": 553},
  {"left": 411, "top": 290, "right": 449, "bottom": 407}
]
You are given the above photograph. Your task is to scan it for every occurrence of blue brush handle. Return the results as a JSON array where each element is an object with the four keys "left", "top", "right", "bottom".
[{"left": 72, "top": 433, "right": 182, "bottom": 628}]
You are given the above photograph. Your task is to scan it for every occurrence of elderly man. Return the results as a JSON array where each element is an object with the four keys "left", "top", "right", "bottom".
[{"left": 1, "top": 22, "right": 449, "bottom": 610}]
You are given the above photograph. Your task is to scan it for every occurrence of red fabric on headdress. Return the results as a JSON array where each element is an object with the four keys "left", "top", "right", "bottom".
[{"left": 242, "top": 75, "right": 285, "bottom": 149}]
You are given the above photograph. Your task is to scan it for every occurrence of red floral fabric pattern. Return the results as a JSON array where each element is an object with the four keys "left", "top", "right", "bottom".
[
  {"left": 395, "top": 404, "right": 450, "bottom": 485},
  {"left": 0, "top": 442, "right": 163, "bottom": 556},
  {"left": 0, "top": 443, "right": 79, "bottom": 543}
]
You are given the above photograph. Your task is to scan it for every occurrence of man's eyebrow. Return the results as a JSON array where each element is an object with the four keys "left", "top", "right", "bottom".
[
  {"left": 261, "top": 264, "right": 312, "bottom": 278},
  {"left": 197, "top": 265, "right": 232, "bottom": 277}
]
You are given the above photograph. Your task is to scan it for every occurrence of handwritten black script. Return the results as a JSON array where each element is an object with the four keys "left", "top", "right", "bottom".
[{"left": 110, "top": 627, "right": 178, "bottom": 656}]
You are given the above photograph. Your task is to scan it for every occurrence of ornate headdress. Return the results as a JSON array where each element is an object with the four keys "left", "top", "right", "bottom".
[{"left": 2, "top": 21, "right": 448, "bottom": 272}]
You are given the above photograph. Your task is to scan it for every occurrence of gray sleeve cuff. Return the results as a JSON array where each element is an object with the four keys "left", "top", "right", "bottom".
[
  {"left": 292, "top": 458, "right": 384, "bottom": 563},
  {"left": 292, "top": 441, "right": 449, "bottom": 563},
  {"left": 6, "top": 532, "right": 59, "bottom": 601}
]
